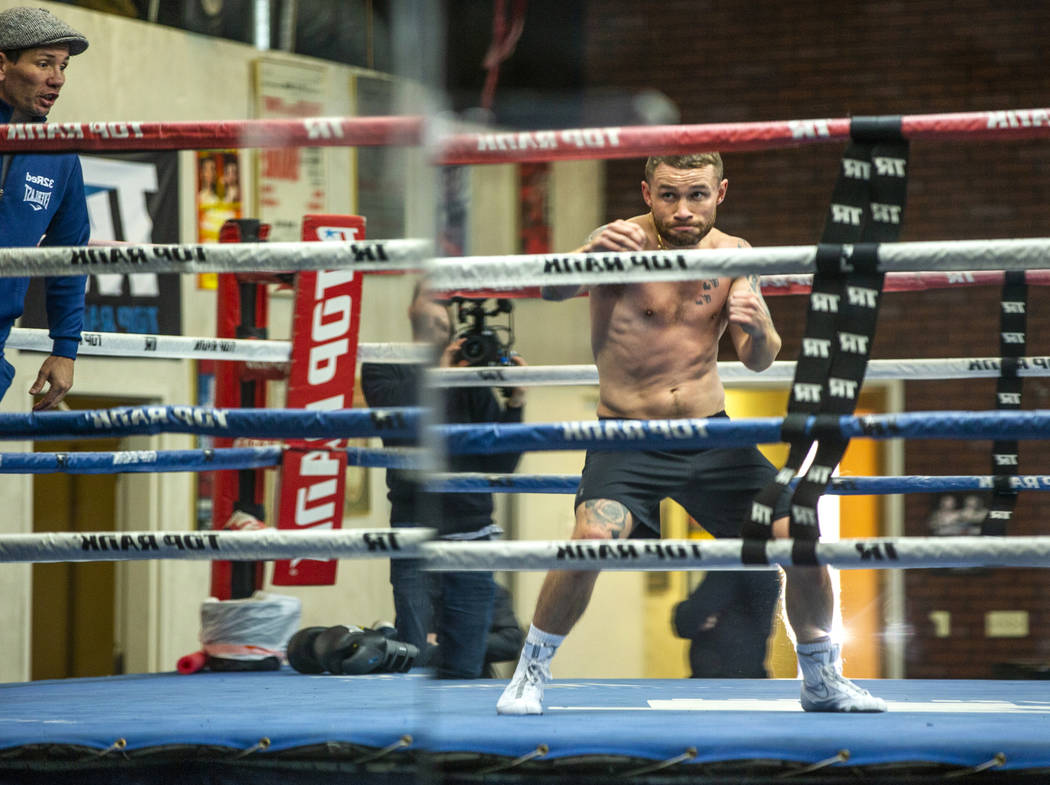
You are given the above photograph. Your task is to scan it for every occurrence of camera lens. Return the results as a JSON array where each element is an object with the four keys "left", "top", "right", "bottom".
[
  {"left": 460, "top": 335, "right": 488, "bottom": 363},
  {"left": 459, "top": 332, "right": 500, "bottom": 366}
]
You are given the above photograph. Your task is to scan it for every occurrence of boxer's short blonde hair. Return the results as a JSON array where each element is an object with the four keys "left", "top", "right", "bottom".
[{"left": 644, "top": 153, "right": 723, "bottom": 182}]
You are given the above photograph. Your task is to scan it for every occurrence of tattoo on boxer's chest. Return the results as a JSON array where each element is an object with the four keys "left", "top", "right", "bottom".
[{"left": 695, "top": 278, "right": 719, "bottom": 306}]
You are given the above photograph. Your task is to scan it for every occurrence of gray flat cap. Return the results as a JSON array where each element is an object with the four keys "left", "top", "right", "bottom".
[{"left": 0, "top": 7, "right": 88, "bottom": 56}]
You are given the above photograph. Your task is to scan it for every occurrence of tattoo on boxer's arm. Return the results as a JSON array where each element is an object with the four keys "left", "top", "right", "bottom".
[
  {"left": 747, "top": 274, "right": 772, "bottom": 317},
  {"left": 582, "top": 499, "right": 631, "bottom": 538}
]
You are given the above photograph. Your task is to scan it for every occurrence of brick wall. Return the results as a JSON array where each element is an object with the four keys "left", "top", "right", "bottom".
[{"left": 583, "top": 1, "right": 1050, "bottom": 677}]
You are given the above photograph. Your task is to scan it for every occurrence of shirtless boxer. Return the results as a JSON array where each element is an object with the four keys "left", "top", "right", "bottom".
[{"left": 497, "top": 153, "right": 885, "bottom": 714}]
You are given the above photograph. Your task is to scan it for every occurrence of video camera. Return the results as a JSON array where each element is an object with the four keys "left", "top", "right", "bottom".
[{"left": 450, "top": 298, "right": 515, "bottom": 367}]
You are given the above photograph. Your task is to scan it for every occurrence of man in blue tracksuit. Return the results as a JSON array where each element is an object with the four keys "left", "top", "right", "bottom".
[{"left": 0, "top": 7, "right": 89, "bottom": 409}]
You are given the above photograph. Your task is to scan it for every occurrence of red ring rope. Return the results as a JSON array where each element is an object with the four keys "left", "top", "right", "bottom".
[{"left": 0, "top": 108, "right": 1046, "bottom": 161}]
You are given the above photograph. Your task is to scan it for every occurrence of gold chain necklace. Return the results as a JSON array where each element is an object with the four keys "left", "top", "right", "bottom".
[{"left": 649, "top": 212, "right": 666, "bottom": 250}]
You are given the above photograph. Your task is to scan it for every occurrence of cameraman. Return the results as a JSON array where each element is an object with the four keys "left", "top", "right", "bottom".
[{"left": 361, "top": 283, "right": 527, "bottom": 678}]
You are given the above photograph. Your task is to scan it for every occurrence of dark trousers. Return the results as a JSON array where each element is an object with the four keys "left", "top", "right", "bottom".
[{"left": 390, "top": 547, "right": 495, "bottom": 679}]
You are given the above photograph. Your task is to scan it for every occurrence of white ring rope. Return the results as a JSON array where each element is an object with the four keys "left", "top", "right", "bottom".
[
  {"left": 0, "top": 528, "right": 434, "bottom": 564},
  {"left": 0, "top": 237, "right": 1045, "bottom": 281},
  {"left": 426, "top": 238, "right": 1050, "bottom": 290},
  {"left": 7, "top": 328, "right": 429, "bottom": 363},
  {"left": 429, "top": 357, "right": 1050, "bottom": 387},
  {"left": 0, "top": 239, "right": 429, "bottom": 278},
  {"left": 421, "top": 536, "right": 1050, "bottom": 572},
  {"left": 9, "top": 326, "right": 1040, "bottom": 381},
  {"left": 0, "top": 531, "right": 1046, "bottom": 571}
]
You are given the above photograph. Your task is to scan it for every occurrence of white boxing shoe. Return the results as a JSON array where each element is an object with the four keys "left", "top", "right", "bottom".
[
  {"left": 798, "top": 643, "right": 887, "bottom": 713},
  {"left": 496, "top": 658, "right": 551, "bottom": 715}
]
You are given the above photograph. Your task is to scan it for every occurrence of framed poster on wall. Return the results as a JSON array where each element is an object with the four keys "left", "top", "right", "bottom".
[
  {"left": 196, "top": 150, "right": 243, "bottom": 289},
  {"left": 253, "top": 59, "right": 329, "bottom": 242}
]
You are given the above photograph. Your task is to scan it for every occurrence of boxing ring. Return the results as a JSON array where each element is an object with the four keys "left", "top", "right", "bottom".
[
  {"left": 2, "top": 412, "right": 1050, "bottom": 784},
  {"left": 1, "top": 672, "right": 1048, "bottom": 783},
  {"left": 1, "top": 107, "right": 1050, "bottom": 785}
]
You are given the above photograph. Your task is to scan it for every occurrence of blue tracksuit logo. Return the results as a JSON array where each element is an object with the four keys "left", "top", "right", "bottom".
[{"left": 23, "top": 172, "right": 54, "bottom": 211}]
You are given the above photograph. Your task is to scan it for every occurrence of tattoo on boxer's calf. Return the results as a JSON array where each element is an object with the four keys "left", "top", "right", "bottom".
[{"left": 583, "top": 499, "right": 630, "bottom": 538}]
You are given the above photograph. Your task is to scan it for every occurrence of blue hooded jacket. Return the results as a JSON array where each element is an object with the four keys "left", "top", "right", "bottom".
[{"left": 0, "top": 98, "right": 89, "bottom": 396}]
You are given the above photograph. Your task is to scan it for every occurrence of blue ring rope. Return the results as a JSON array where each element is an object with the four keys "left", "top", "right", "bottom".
[
  {"left": 0, "top": 445, "right": 420, "bottom": 474},
  {"left": 6, "top": 408, "right": 1050, "bottom": 458},
  {"left": 427, "top": 473, "right": 1050, "bottom": 495},
  {"left": 443, "top": 410, "right": 1050, "bottom": 455},
  {"left": 0, "top": 406, "right": 418, "bottom": 440}
]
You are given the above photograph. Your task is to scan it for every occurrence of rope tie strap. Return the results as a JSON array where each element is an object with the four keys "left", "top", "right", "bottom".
[
  {"left": 984, "top": 271, "right": 1027, "bottom": 534},
  {"left": 789, "top": 119, "right": 910, "bottom": 540},
  {"left": 746, "top": 116, "right": 908, "bottom": 558},
  {"left": 786, "top": 245, "right": 886, "bottom": 558}
]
